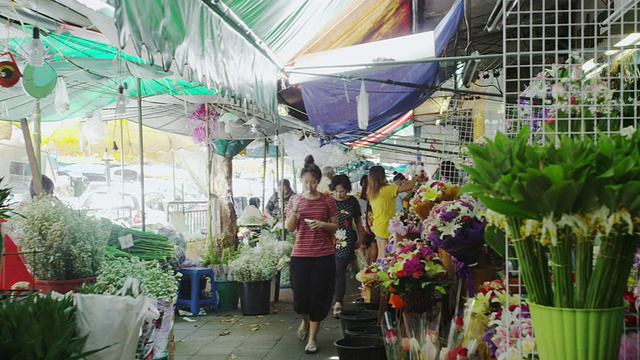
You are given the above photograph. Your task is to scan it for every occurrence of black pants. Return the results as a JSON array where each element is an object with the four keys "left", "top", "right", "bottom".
[
  {"left": 290, "top": 255, "right": 335, "bottom": 322},
  {"left": 333, "top": 256, "right": 350, "bottom": 304}
]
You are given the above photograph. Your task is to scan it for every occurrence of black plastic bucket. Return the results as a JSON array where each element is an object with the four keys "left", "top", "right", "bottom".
[
  {"left": 344, "top": 324, "right": 383, "bottom": 339},
  {"left": 339, "top": 309, "right": 378, "bottom": 336},
  {"left": 238, "top": 280, "right": 271, "bottom": 316},
  {"left": 334, "top": 337, "right": 387, "bottom": 360}
]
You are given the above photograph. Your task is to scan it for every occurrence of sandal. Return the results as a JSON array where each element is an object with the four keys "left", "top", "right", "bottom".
[
  {"left": 332, "top": 303, "right": 342, "bottom": 319},
  {"left": 296, "top": 323, "right": 309, "bottom": 341},
  {"left": 305, "top": 343, "right": 318, "bottom": 354}
]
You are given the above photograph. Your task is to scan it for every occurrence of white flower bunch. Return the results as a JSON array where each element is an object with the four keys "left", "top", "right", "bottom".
[
  {"left": 95, "top": 257, "right": 181, "bottom": 302},
  {"left": 230, "top": 234, "right": 292, "bottom": 282}
]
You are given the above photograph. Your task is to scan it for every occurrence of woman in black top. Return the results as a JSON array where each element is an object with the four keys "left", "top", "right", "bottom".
[{"left": 330, "top": 174, "right": 363, "bottom": 318}]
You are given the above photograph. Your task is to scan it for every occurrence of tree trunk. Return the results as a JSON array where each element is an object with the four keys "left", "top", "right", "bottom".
[{"left": 211, "top": 153, "right": 237, "bottom": 248}]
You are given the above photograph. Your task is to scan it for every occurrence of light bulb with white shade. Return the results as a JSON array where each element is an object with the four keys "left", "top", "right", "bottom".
[
  {"left": 116, "top": 85, "right": 127, "bottom": 114},
  {"left": 28, "top": 27, "right": 45, "bottom": 67}
]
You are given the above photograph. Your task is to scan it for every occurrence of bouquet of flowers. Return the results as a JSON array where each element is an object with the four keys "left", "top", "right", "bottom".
[
  {"left": 482, "top": 303, "right": 537, "bottom": 360},
  {"left": 388, "top": 207, "right": 424, "bottom": 238},
  {"left": 423, "top": 196, "right": 486, "bottom": 296},
  {"left": 375, "top": 239, "right": 452, "bottom": 309},
  {"left": 408, "top": 180, "right": 460, "bottom": 220}
]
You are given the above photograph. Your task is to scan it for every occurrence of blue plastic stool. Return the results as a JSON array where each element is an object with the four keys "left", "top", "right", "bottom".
[{"left": 176, "top": 267, "right": 218, "bottom": 314}]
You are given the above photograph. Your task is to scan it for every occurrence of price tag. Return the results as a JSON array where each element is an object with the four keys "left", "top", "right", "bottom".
[{"left": 118, "top": 234, "right": 134, "bottom": 249}]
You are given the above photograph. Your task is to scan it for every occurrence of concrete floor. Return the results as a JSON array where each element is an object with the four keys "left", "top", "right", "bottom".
[{"left": 173, "top": 273, "right": 364, "bottom": 360}]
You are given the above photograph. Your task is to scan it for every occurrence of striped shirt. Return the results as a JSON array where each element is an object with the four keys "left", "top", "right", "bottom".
[{"left": 286, "top": 193, "right": 338, "bottom": 257}]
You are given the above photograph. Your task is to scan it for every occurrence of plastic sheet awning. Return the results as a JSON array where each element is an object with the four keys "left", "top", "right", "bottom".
[{"left": 300, "top": 0, "right": 464, "bottom": 139}]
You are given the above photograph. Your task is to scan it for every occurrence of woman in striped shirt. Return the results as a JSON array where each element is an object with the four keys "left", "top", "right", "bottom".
[{"left": 285, "top": 155, "right": 338, "bottom": 355}]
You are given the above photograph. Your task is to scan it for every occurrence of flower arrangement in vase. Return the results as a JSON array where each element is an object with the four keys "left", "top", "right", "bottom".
[
  {"left": 423, "top": 196, "right": 486, "bottom": 296},
  {"left": 408, "top": 180, "right": 460, "bottom": 220},
  {"left": 463, "top": 126, "right": 640, "bottom": 359}
]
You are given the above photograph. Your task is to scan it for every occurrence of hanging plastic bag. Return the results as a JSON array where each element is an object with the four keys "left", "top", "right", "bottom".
[
  {"left": 54, "top": 77, "right": 69, "bottom": 114},
  {"left": 356, "top": 80, "right": 369, "bottom": 130},
  {"left": 75, "top": 293, "right": 152, "bottom": 360},
  {"left": 83, "top": 111, "right": 106, "bottom": 145}
]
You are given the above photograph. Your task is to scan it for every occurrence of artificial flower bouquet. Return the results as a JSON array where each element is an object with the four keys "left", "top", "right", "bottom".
[
  {"left": 423, "top": 196, "right": 486, "bottom": 296},
  {"left": 408, "top": 180, "right": 460, "bottom": 220},
  {"left": 516, "top": 53, "right": 622, "bottom": 136},
  {"left": 388, "top": 207, "right": 424, "bottom": 238}
]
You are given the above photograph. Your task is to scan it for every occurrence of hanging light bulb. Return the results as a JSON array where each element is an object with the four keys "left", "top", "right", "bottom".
[
  {"left": 116, "top": 85, "right": 127, "bottom": 114},
  {"left": 28, "top": 27, "right": 45, "bottom": 67},
  {"left": 224, "top": 121, "right": 233, "bottom": 133}
]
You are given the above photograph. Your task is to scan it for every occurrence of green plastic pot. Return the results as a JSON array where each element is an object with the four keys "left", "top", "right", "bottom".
[
  {"left": 528, "top": 303, "right": 625, "bottom": 360},
  {"left": 216, "top": 281, "right": 239, "bottom": 311}
]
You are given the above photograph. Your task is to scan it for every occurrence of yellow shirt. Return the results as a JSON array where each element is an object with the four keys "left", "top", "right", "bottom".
[{"left": 369, "top": 184, "right": 398, "bottom": 239}]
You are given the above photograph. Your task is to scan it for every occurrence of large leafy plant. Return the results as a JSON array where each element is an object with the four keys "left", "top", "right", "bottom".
[
  {"left": 10, "top": 197, "right": 111, "bottom": 280},
  {"left": 0, "top": 292, "right": 107, "bottom": 359},
  {"left": 462, "top": 126, "right": 640, "bottom": 308}
]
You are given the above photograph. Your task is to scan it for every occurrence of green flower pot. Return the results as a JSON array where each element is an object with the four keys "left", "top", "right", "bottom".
[
  {"left": 528, "top": 303, "right": 625, "bottom": 360},
  {"left": 216, "top": 281, "right": 239, "bottom": 311}
]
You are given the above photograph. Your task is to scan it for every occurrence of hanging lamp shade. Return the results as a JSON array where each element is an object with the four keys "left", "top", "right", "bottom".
[
  {"left": 22, "top": 63, "right": 56, "bottom": 99},
  {"left": 356, "top": 80, "right": 369, "bottom": 130},
  {"left": 54, "top": 77, "right": 69, "bottom": 114}
]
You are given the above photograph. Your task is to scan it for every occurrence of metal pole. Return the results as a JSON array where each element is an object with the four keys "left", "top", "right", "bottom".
[
  {"left": 261, "top": 139, "right": 267, "bottom": 213},
  {"left": 172, "top": 151, "right": 176, "bottom": 201},
  {"left": 120, "top": 119, "right": 125, "bottom": 197},
  {"left": 279, "top": 135, "right": 285, "bottom": 241},
  {"left": 137, "top": 78, "right": 146, "bottom": 232},
  {"left": 206, "top": 104, "right": 213, "bottom": 244},
  {"left": 33, "top": 99, "right": 41, "bottom": 180}
]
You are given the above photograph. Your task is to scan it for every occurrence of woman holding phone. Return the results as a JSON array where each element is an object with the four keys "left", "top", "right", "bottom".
[{"left": 285, "top": 155, "right": 338, "bottom": 354}]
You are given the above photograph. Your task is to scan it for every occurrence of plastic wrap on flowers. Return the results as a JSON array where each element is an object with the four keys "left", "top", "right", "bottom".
[{"left": 423, "top": 197, "right": 486, "bottom": 296}]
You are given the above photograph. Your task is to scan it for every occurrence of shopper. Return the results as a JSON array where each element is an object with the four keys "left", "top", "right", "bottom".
[
  {"left": 285, "top": 155, "right": 338, "bottom": 354},
  {"left": 392, "top": 171, "right": 408, "bottom": 212},
  {"left": 358, "top": 174, "right": 377, "bottom": 263},
  {"left": 330, "top": 174, "right": 363, "bottom": 318},
  {"left": 266, "top": 179, "right": 295, "bottom": 218},
  {"left": 317, "top": 165, "right": 334, "bottom": 194},
  {"left": 367, "top": 165, "right": 414, "bottom": 259},
  {"left": 237, "top": 197, "right": 270, "bottom": 225}
]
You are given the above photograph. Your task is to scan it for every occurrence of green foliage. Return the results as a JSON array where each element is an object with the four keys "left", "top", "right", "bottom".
[
  {"left": 201, "top": 233, "right": 239, "bottom": 267},
  {"left": 9, "top": 197, "right": 111, "bottom": 280},
  {"left": 0, "top": 292, "right": 107, "bottom": 359},
  {"left": 0, "top": 177, "right": 14, "bottom": 220}
]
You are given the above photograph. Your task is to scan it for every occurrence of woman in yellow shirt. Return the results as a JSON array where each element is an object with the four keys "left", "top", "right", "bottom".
[{"left": 367, "top": 166, "right": 415, "bottom": 259}]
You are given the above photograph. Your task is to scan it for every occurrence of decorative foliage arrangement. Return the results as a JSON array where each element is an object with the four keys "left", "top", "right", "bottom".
[
  {"left": 10, "top": 197, "right": 110, "bottom": 280},
  {"left": 463, "top": 126, "right": 640, "bottom": 309}
]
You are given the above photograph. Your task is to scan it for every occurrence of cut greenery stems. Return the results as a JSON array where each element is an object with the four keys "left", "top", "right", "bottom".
[{"left": 463, "top": 126, "right": 640, "bottom": 309}]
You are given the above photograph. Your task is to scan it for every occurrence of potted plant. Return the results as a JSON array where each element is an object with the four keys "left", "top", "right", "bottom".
[
  {"left": 9, "top": 196, "right": 111, "bottom": 293},
  {"left": 229, "top": 235, "right": 290, "bottom": 315},
  {"left": 463, "top": 126, "right": 640, "bottom": 359},
  {"left": 202, "top": 239, "right": 240, "bottom": 311}
]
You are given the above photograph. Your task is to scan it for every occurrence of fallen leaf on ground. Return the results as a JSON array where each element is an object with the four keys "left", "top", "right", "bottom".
[{"left": 219, "top": 331, "right": 230, "bottom": 336}]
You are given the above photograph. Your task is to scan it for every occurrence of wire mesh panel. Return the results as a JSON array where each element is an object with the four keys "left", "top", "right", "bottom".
[{"left": 501, "top": 1, "right": 640, "bottom": 358}]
